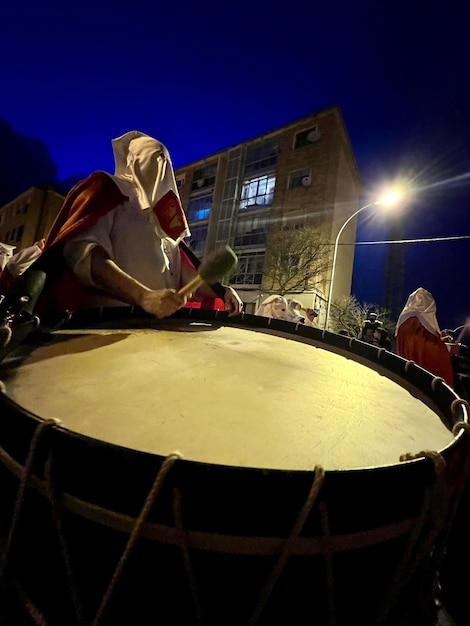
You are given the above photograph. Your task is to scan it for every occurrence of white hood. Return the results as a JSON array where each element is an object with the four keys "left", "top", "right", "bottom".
[
  {"left": 395, "top": 287, "right": 442, "bottom": 336},
  {"left": 255, "top": 295, "right": 300, "bottom": 322},
  {"left": 111, "top": 131, "right": 190, "bottom": 244}
]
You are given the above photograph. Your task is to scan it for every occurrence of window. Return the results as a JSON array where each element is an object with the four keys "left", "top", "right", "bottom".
[
  {"left": 186, "top": 224, "right": 208, "bottom": 256},
  {"left": 240, "top": 175, "right": 276, "bottom": 210},
  {"left": 244, "top": 138, "right": 279, "bottom": 175},
  {"left": 16, "top": 225, "right": 24, "bottom": 242},
  {"left": 216, "top": 220, "right": 231, "bottom": 242},
  {"left": 234, "top": 214, "right": 269, "bottom": 248},
  {"left": 282, "top": 221, "right": 304, "bottom": 231},
  {"left": 191, "top": 162, "right": 217, "bottom": 191},
  {"left": 230, "top": 252, "right": 264, "bottom": 286},
  {"left": 15, "top": 202, "right": 29, "bottom": 215},
  {"left": 294, "top": 125, "right": 321, "bottom": 149},
  {"left": 289, "top": 168, "right": 311, "bottom": 190},
  {"left": 176, "top": 174, "right": 185, "bottom": 190},
  {"left": 186, "top": 193, "right": 212, "bottom": 222}
]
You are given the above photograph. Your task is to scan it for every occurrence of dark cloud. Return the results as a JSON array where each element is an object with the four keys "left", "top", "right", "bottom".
[
  {"left": 0, "top": 118, "right": 58, "bottom": 205},
  {"left": 0, "top": 118, "right": 88, "bottom": 203}
]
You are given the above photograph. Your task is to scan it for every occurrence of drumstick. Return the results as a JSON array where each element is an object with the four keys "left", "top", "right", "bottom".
[{"left": 178, "top": 245, "right": 237, "bottom": 297}]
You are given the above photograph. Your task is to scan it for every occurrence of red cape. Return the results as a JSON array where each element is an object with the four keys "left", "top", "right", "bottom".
[
  {"left": 395, "top": 316, "right": 454, "bottom": 387},
  {"left": 36, "top": 171, "right": 223, "bottom": 314}
]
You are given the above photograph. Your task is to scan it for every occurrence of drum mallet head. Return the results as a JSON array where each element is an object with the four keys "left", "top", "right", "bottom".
[{"left": 178, "top": 246, "right": 238, "bottom": 297}]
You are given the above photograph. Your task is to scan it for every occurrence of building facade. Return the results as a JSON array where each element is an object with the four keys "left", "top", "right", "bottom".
[
  {"left": 0, "top": 106, "right": 361, "bottom": 321},
  {"left": 175, "top": 105, "right": 362, "bottom": 316},
  {"left": 0, "top": 185, "right": 65, "bottom": 251}
]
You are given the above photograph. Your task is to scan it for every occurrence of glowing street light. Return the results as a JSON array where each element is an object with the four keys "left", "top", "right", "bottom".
[{"left": 324, "top": 191, "right": 402, "bottom": 330}]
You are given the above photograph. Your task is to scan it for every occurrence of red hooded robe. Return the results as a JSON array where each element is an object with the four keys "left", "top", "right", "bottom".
[{"left": 35, "top": 171, "right": 224, "bottom": 315}]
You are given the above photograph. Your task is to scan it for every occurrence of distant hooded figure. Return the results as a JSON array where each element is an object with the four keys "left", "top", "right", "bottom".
[
  {"left": 0, "top": 243, "right": 16, "bottom": 273},
  {"left": 0, "top": 239, "right": 45, "bottom": 292},
  {"left": 395, "top": 287, "right": 453, "bottom": 387},
  {"left": 255, "top": 295, "right": 299, "bottom": 322},
  {"left": 25, "top": 131, "right": 242, "bottom": 319},
  {"left": 303, "top": 307, "right": 319, "bottom": 328},
  {"left": 287, "top": 298, "right": 305, "bottom": 322}
]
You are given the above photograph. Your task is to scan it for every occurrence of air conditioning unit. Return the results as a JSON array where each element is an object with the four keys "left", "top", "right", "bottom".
[
  {"left": 301, "top": 175, "right": 312, "bottom": 187},
  {"left": 307, "top": 128, "right": 321, "bottom": 143}
]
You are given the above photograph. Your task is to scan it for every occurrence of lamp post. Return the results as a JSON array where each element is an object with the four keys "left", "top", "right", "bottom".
[{"left": 324, "top": 192, "right": 401, "bottom": 330}]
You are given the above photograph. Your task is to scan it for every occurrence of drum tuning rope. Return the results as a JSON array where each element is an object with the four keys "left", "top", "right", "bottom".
[
  {"left": 2, "top": 418, "right": 59, "bottom": 575},
  {"left": 319, "top": 499, "right": 336, "bottom": 626},
  {"left": 451, "top": 399, "right": 470, "bottom": 420},
  {"left": 91, "top": 452, "right": 181, "bottom": 626},
  {"left": 1, "top": 418, "right": 59, "bottom": 626},
  {"left": 431, "top": 376, "right": 446, "bottom": 391},
  {"left": 247, "top": 465, "right": 326, "bottom": 626},
  {"left": 375, "top": 449, "right": 450, "bottom": 624},
  {"left": 173, "top": 488, "right": 205, "bottom": 626},
  {"left": 44, "top": 452, "right": 86, "bottom": 626}
]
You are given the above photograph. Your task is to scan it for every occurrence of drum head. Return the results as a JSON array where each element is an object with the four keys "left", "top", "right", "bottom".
[{"left": 0, "top": 316, "right": 455, "bottom": 471}]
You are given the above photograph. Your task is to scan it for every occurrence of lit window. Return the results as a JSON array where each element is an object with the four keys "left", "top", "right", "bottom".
[
  {"left": 186, "top": 193, "right": 212, "bottom": 222},
  {"left": 240, "top": 175, "right": 276, "bottom": 210}
]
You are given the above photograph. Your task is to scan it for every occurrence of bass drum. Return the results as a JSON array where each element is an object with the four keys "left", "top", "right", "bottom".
[{"left": 0, "top": 307, "right": 469, "bottom": 626}]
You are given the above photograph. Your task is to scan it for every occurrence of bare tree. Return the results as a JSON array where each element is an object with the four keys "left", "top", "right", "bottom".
[
  {"left": 262, "top": 225, "right": 331, "bottom": 295},
  {"left": 328, "top": 294, "right": 395, "bottom": 340}
]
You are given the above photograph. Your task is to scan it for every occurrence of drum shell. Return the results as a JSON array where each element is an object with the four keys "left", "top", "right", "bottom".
[{"left": 0, "top": 308, "right": 469, "bottom": 626}]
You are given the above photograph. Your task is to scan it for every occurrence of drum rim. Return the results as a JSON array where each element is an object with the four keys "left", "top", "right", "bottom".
[{"left": 0, "top": 304, "right": 467, "bottom": 476}]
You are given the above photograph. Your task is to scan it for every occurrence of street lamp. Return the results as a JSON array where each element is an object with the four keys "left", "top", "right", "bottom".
[{"left": 323, "top": 191, "right": 401, "bottom": 330}]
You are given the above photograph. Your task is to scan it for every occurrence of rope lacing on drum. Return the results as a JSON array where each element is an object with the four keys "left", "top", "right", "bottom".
[
  {"left": 375, "top": 450, "right": 449, "bottom": 625},
  {"left": 90, "top": 452, "right": 181, "bottom": 626},
  {"left": 1, "top": 418, "right": 59, "bottom": 626},
  {"left": 431, "top": 376, "right": 446, "bottom": 391},
  {"left": 451, "top": 399, "right": 470, "bottom": 421},
  {"left": 2, "top": 419, "right": 59, "bottom": 574},
  {"left": 44, "top": 452, "right": 86, "bottom": 626},
  {"left": 319, "top": 499, "right": 336, "bottom": 626},
  {"left": 173, "top": 488, "right": 206, "bottom": 626},
  {"left": 247, "top": 465, "right": 326, "bottom": 626}
]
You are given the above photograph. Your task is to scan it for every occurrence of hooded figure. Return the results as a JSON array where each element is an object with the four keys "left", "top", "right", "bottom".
[
  {"left": 0, "top": 243, "right": 16, "bottom": 273},
  {"left": 27, "top": 132, "right": 241, "bottom": 319},
  {"left": 0, "top": 239, "right": 45, "bottom": 291},
  {"left": 255, "top": 295, "right": 299, "bottom": 322},
  {"left": 304, "top": 307, "right": 319, "bottom": 328},
  {"left": 395, "top": 287, "right": 453, "bottom": 387}
]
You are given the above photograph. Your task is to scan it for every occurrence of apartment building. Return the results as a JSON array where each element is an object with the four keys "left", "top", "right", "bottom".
[
  {"left": 175, "top": 105, "right": 362, "bottom": 315},
  {"left": 0, "top": 185, "right": 65, "bottom": 251}
]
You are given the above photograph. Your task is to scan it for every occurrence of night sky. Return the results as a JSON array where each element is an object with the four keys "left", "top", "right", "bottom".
[{"left": 1, "top": 1, "right": 469, "bottom": 330}]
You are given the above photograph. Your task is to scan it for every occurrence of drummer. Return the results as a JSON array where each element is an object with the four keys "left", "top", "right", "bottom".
[
  {"left": 395, "top": 287, "right": 454, "bottom": 387},
  {"left": 30, "top": 132, "right": 242, "bottom": 320}
]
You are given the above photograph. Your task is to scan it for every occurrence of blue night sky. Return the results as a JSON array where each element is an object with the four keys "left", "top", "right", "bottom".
[{"left": 1, "top": 0, "right": 469, "bottom": 329}]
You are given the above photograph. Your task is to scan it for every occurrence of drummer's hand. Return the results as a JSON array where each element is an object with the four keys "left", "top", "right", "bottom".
[
  {"left": 140, "top": 288, "right": 187, "bottom": 319},
  {"left": 224, "top": 286, "right": 243, "bottom": 317}
]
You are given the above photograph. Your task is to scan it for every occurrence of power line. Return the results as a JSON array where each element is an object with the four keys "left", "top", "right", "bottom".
[{"left": 355, "top": 235, "right": 470, "bottom": 245}]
